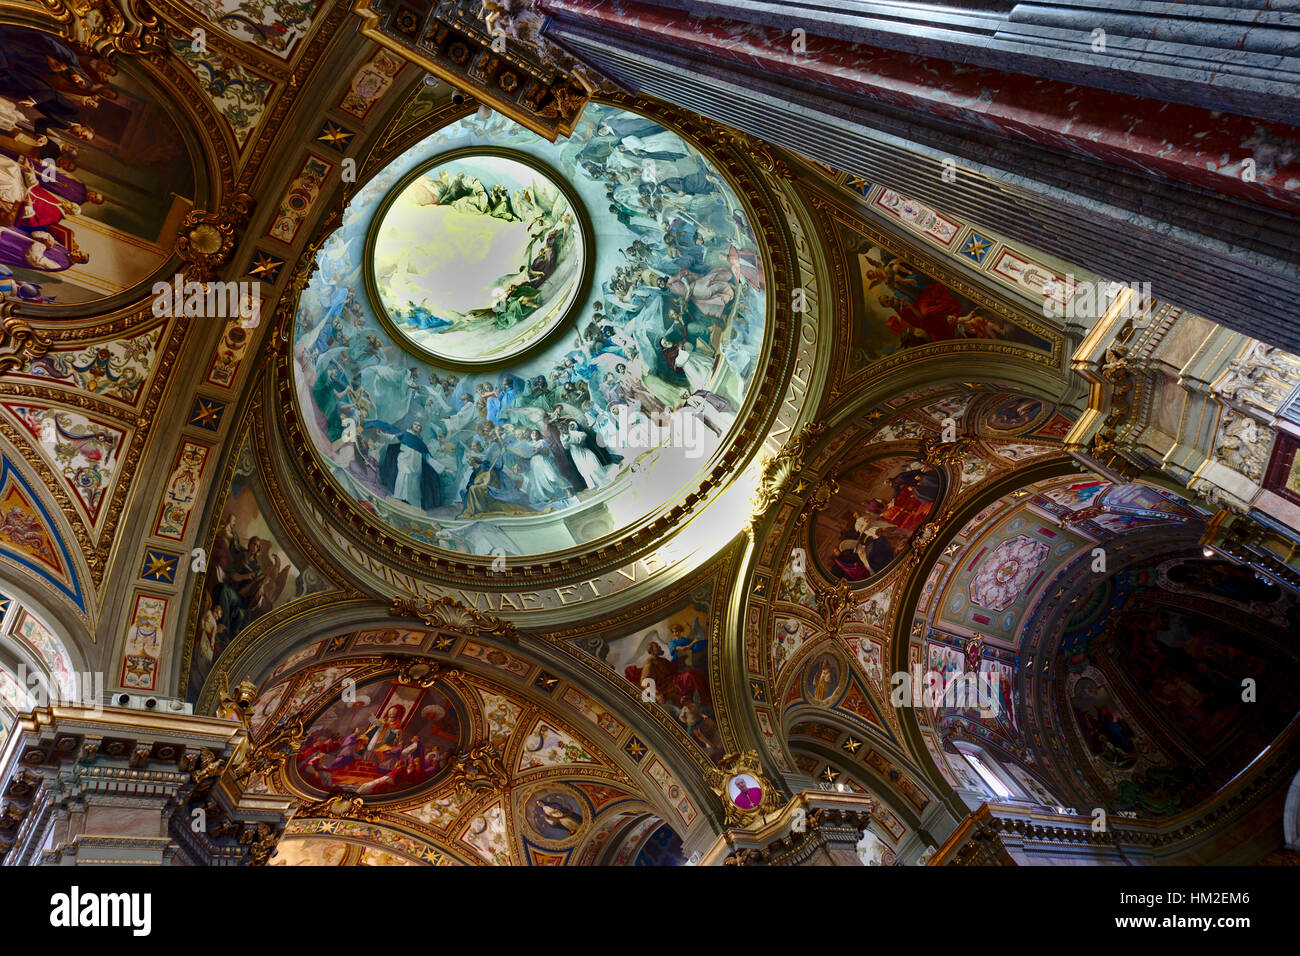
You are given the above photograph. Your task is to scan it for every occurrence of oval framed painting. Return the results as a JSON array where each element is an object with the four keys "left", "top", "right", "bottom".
[
  {"left": 363, "top": 147, "right": 595, "bottom": 370},
  {"left": 292, "top": 675, "right": 468, "bottom": 803}
]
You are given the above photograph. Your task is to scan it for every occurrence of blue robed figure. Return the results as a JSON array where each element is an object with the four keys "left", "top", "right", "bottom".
[{"left": 403, "top": 301, "right": 454, "bottom": 333}]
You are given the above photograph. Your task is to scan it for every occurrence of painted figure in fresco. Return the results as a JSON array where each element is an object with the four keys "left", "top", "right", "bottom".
[
  {"left": 988, "top": 396, "right": 1044, "bottom": 431},
  {"left": 363, "top": 703, "right": 407, "bottom": 758},
  {"left": 0, "top": 25, "right": 196, "bottom": 298},
  {"left": 614, "top": 613, "right": 719, "bottom": 761},
  {"left": 812, "top": 658, "right": 835, "bottom": 701},
  {"left": 369, "top": 420, "right": 443, "bottom": 510},
  {"left": 532, "top": 794, "right": 583, "bottom": 837},
  {"left": 205, "top": 508, "right": 295, "bottom": 661},
  {"left": 515, "top": 427, "right": 573, "bottom": 505},
  {"left": 562, "top": 418, "right": 620, "bottom": 490},
  {"left": 677, "top": 700, "right": 723, "bottom": 759},
  {"left": 296, "top": 681, "right": 460, "bottom": 798},
  {"left": 832, "top": 524, "right": 895, "bottom": 582}
]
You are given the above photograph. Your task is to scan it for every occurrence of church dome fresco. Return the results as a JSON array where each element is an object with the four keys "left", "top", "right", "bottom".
[{"left": 291, "top": 102, "right": 769, "bottom": 560}]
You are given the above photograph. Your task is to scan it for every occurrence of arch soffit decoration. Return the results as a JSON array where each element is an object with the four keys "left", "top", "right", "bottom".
[
  {"left": 735, "top": 362, "right": 1081, "bottom": 808},
  {"left": 241, "top": 637, "right": 701, "bottom": 860}
]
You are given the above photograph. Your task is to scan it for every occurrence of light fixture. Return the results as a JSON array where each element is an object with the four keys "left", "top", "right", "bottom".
[{"left": 1202, "top": 546, "right": 1215, "bottom": 557}]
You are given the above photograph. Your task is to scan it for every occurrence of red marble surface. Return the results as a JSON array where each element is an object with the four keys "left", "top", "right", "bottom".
[{"left": 542, "top": 0, "right": 1300, "bottom": 214}]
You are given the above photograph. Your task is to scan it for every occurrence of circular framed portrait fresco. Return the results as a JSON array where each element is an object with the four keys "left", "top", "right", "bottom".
[
  {"left": 520, "top": 782, "right": 589, "bottom": 847},
  {"left": 804, "top": 650, "right": 846, "bottom": 706},
  {"left": 981, "top": 394, "right": 1053, "bottom": 435},
  {"left": 726, "top": 772, "right": 764, "bottom": 811},
  {"left": 292, "top": 675, "right": 467, "bottom": 803},
  {"left": 364, "top": 148, "right": 594, "bottom": 369}
]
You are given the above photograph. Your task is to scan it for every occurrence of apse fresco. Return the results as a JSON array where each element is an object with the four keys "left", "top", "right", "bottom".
[
  {"left": 812, "top": 454, "right": 946, "bottom": 586},
  {"left": 846, "top": 233, "right": 1051, "bottom": 365},
  {"left": 0, "top": 25, "right": 197, "bottom": 306},
  {"left": 295, "top": 677, "right": 463, "bottom": 800},
  {"left": 293, "top": 103, "right": 766, "bottom": 558}
]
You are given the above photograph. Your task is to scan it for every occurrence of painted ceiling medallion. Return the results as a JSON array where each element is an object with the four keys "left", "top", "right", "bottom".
[
  {"left": 366, "top": 150, "right": 590, "bottom": 368},
  {"left": 293, "top": 675, "right": 466, "bottom": 803},
  {"left": 968, "top": 533, "right": 1049, "bottom": 612},
  {"left": 705, "top": 751, "right": 778, "bottom": 826}
]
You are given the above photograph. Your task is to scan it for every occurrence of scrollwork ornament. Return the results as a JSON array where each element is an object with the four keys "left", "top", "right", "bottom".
[
  {"left": 174, "top": 194, "right": 255, "bottom": 280},
  {"left": 448, "top": 741, "right": 510, "bottom": 798},
  {"left": 390, "top": 595, "right": 519, "bottom": 642},
  {"left": 745, "top": 422, "right": 825, "bottom": 535},
  {"left": 725, "top": 131, "right": 793, "bottom": 180},
  {"left": 39, "top": 0, "right": 167, "bottom": 59},
  {"left": 241, "top": 822, "right": 279, "bottom": 866},
  {"left": 794, "top": 473, "right": 839, "bottom": 529},
  {"left": 812, "top": 576, "right": 853, "bottom": 637},
  {"left": 386, "top": 656, "right": 455, "bottom": 688},
  {"left": 235, "top": 715, "right": 306, "bottom": 784},
  {"left": 0, "top": 307, "right": 53, "bottom": 375},
  {"left": 908, "top": 519, "right": 943, "bottom": 565},
  {"left": 297, "top": 794, "right": 383, "bottom": 823},
  {"left": 923, "top": 435, "right": 975, "bottom": 467}
]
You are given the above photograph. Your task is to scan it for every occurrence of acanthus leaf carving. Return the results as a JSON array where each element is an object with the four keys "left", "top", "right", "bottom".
[
  {"left": 390, "top": 595, "right": 519, "bottom": 642},
  {"left": 0, "top": 308, "right": 53, "bottom": 376},
  {"left": 745, "top": 422, "right": 825, "bottom": 535}
]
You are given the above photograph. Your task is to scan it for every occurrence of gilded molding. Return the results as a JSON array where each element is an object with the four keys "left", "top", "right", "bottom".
[
  {"left": 174, "top": 194, "right": 256, "bottom": 280},
  {"left": 37, "top": 0, "right": 166, "bottom": 58},
  {"left": 447, "top": 741, "right": 510, "bottom": 798},
  {"left": 745, "top": 422, "right": 825, "bottom": 536},
  {"left": 704, "top": 750, "right": 781, "bottom": 827},
  {"left": 390, "top": 595, "right": 520, "bottom": 643},
  {"left": 0, "top": 309, "right": 52, "bottom": 375}
]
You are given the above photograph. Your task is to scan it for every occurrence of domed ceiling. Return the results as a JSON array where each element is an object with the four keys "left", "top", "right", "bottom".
[
  {"left": 291, "top": 102, "right": 768, "bottom": 560},
  {"left": 4, "top": 0, "right": 1298, "bottom": 869}
]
